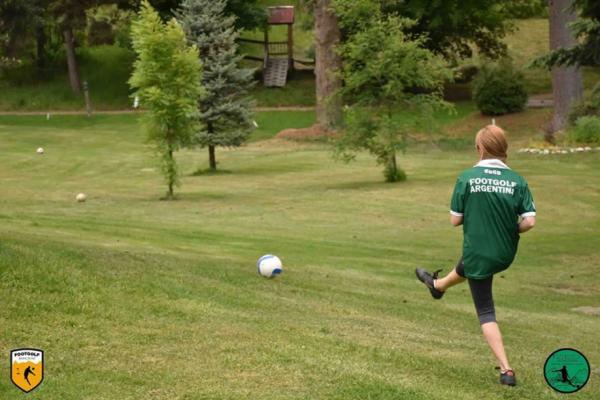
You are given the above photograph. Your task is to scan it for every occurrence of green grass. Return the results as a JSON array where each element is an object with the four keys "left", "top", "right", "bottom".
[
  {"left": 251, "top": 109, "right": 315, "bottom": 141},
  {"left": 0, "top": 113, "right": 599, "bottom": 399}
]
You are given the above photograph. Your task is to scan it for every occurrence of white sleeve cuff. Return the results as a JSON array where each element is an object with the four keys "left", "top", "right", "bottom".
[
  {"left": 520, "top": 212, "right": 536, "bottom": 217},
  {"left": 450, "top": 210, "right": 464, "bottom": 217}
]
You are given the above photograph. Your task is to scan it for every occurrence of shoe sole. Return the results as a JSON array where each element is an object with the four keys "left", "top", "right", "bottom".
[{"left": 415, "top": 268, "right": 444, "bottom": 299}]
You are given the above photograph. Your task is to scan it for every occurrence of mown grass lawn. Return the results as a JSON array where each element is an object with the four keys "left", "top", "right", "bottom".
[{"left": 0, "top": 113, "right": 599, "bottom": 399}]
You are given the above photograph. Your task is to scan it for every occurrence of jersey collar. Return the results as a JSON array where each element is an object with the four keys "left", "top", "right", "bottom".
[{"left": 474, "top": 159, "right": 510, "bottom": 169}]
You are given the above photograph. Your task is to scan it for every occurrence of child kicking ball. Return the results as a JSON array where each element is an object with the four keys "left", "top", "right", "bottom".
[{"left": 416, "top": 125, "right": 536, "bottom": 386}]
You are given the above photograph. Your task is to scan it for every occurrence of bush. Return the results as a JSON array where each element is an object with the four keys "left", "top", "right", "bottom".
[
  {"left": 568, "top": 83, "right": 600, "bottom": 125},
  {"left": 86, "top": 5, "right": 133, "bottom": 48},
  {"left": 502, "top": 0, "right": 547, "bottom": 19},
  {"left": 569, "top": 116, "right": 600, "bottom": 144},
  {"left": 472, "top": 60, "right": 528, "bottom": 116}
]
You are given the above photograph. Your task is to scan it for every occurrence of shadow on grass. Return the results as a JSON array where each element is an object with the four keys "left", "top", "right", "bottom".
[
  {"left": 173, "top": 192, "right": 231, "bottom": 201},
  {"left": 191, "top": 168, "right": 233, "bottom": 176},
  {"left": 324, "top": 179, "right": 406, "bottom": 191}
]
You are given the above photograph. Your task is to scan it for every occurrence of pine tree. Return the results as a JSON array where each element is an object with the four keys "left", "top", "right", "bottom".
[
  {"left": 176, "top": 0, "right": 255, "bottom": 172},
  {"left": 129, "top": 0, "right": 203, "bottom": 199}
]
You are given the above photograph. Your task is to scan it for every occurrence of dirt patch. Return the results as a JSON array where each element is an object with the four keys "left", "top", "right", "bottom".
[
  {"left": 276, "top": 124, "right": 339, "bottom": 141},
  {"left": 572, "top": 306, "right": 600, "bottom": 316},
  {"left": 551, "top": 287, "right": 586, "bottom": 296}
]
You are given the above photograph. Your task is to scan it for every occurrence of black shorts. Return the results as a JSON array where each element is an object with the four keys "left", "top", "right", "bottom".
[{"left": 456, "top": 258, "right": 496, "bottom": 325}]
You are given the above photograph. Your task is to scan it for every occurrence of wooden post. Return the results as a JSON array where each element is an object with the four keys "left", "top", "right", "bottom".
[
  {"left": 287, "top": 23, "right": 294, "bottom": 72},
  {"left": 264, "top": 28, "right": 269, "bottom": 62},
  {"left": 83, "top": 80, "right": 92, "bottom": 117}
]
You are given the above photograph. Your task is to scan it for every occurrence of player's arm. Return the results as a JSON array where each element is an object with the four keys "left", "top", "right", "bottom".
[
  {"left": 518, "top": 216, "right": 535, "bottom": 233},
  {"left": 450, "top": 214, "right": 463, "bottom": 226},
  {"left": 518, "top": 182, "right": 536, "bottom": 233},
  {"left": 450, "top": 177, "right": 466, "bottom": 227}
]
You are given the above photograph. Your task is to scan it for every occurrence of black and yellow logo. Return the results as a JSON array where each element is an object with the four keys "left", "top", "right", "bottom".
[{"left": 10, "top": 348, "right": 44, "bottom": 393}]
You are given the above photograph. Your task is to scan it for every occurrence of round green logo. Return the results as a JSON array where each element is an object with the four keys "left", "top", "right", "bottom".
[{"left": 544, "top": 348, "right": 590, "bottom": 393}]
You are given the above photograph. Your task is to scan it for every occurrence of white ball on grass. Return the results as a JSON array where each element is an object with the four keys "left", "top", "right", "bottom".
[
  {"left": 36, "top": 147, "right": 44, "bottom": 154},
  {"left": 76, "top": 193, "right": 87, "bottom": 202},
  {"left": 257, "top": 255, "right": 282, "bottom": 278}
]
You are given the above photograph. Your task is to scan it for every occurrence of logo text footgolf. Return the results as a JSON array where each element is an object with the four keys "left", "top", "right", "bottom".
[{"left": 10, "top": 348, "right": 44, "bottom": 393}]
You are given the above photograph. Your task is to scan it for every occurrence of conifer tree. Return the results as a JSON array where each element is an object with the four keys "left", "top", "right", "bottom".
[{"left": 176, "top": 0, "right": 255, "bottom": 171}]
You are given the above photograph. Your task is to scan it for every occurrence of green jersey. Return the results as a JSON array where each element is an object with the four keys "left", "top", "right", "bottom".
[{"left": 450, "top": 159, "right": 536, "bottom": 279}]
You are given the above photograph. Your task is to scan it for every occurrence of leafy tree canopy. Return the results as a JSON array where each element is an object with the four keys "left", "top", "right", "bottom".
[
  {"left": 334, "top": 0, "right": 512, "bottom": 62},
  {"left": 129, "top": 0, "right": 204, "bottom": 197},
  {"left": 334, "top": 2, "right": 452, "bottom": 182},
  {"left": 117, "top": 0, "right": 265, "bottom": 30}
]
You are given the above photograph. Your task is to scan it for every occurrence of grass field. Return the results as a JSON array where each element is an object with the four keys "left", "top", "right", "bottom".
[{"left": 0, "top": 112, "right": 599, "bottom": 399}]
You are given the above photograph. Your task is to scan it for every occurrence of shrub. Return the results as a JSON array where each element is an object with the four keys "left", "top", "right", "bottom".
[
  {"left": 568, "top": 116, "right": 600, "bottom": 144},
  {"left": 568, "top": 83, "right": 600, "bottom": 125},
  {"left": 472, "top": 60, "right": 528, "bottom": 116},
  {"left": 502, "top": 0, "right": 547, "bottom": 19},
  {"left": 86, "top": 5, "right": 134, "bottom": 48}
]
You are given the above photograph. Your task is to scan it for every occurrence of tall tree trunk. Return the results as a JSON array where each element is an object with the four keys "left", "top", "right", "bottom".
[
  {"left": 386, "top": 151, "right": 398, "bottom": 182},
  {"left": 315, "top": 0, "right": 342, "bottom": 131},
  {"left": 36, "top": 25, "right": 47, "bottom": 74},
  {"left": 167, "top": 149, "right": 174, "bottom": 198},
  {"left": 207, "top": 122, "right": 217, "bottom": 170},
  {"left": 548, "top": 0, "right": 583, "bottom": 138},
  {"left": 63, "top": 28, "right": 81, "bottom": 94},
  {"left": 208, "top": 145, "right": 216, "bottom": 170}
]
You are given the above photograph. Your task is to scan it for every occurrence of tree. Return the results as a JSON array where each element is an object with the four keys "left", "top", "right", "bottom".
[
  {"left": 334, "top": 4, "right": 451, "bottom": 182},
  {"left": 334, "top": 0, "right": 512, "bottom": 62},
  {"left": 176, "top": 0, "right": 254, "bottom": 172},
  {"left": 548, "top": 0, "right": 583, "bottom": 136},
  {"left": 537, "top": 0, "right": 600, "bottom": 67},
  {"left": 314, "top": 0, "right": 343, "bottom": 131},
  {"left": 0, "top": 1, "right": 38, "bottom": 57},
  {"left": 49, "top": 0, "right": 113, "bottom": 93},
  {"left": 117, "top": 0, "right": 265, "bottom": 30},
  {"left": 129, "top": 0, "right": 203, "bottom": 198},
  {"left": 0, "top": 0, "right": 51, "bottom": 73}
]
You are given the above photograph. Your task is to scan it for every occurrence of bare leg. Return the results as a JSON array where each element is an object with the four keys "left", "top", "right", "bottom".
[
  {"left": 434, "top": 268, "right": 466, "bottom": 291},
  {"left": 481, "top": 322, "right": 511, "bottom": 372}
]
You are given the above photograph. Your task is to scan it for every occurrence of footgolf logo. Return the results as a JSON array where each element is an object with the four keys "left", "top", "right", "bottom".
[
  {"left": 10, "top": 348, "right": 44, "bottom": 393},
  {"left": 544, "top": 348, "right": 590, "bottom": 393}
]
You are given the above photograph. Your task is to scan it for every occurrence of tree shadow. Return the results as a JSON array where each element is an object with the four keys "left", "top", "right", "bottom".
[{"left": 191, "top": 168, "right": 233, "bottom": 176}]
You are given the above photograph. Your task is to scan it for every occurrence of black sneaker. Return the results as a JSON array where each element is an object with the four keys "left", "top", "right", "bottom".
[
  {"left": 415, "top": 268, "right": 444, "bottom": 299},
  {"left": 500, "top": 370, "right": 516, "bottom": 386}
]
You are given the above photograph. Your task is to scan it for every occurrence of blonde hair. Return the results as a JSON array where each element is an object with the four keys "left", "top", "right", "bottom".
[{"left": 476, "top": 125, "right": 508, "bottom": 161}]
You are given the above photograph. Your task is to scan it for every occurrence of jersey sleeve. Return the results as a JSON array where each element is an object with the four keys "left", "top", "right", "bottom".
[
  {"left": 518, "top": 182, "right": 536, "bottom": 217},
  {"left": 450, "top": 177, "right": 467, "bottom": 216}
]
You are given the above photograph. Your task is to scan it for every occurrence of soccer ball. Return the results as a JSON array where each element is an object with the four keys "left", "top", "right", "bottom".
[
  {"left": 76, "top": 193, "right": 87, "bottom": 202},
  {"left": 36, "top": 147, "right": 44, "bottom": 154},
  {"left": 257, "top": 255, "right": 282, "bottom": 278}
]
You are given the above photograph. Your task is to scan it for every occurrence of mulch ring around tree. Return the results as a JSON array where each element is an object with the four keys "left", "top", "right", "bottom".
[{"left": 276, "top": 124, "right": 340, "bottom": 141}]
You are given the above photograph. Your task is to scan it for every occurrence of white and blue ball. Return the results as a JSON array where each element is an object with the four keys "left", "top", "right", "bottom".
[{"left": 257, "top": 254, "right": 282, "bottom": 278}]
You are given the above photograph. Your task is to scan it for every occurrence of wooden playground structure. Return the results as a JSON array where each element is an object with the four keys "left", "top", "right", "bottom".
[{"left": 238, "top": 6, "right": 314, "bottom": 88}]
